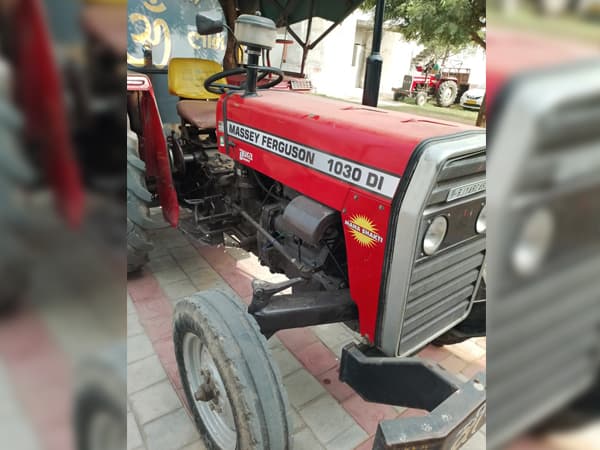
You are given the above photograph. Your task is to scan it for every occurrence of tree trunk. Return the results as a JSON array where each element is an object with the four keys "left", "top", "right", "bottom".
[
  {"left": 219, "top": 0, "right": 238, "bottom": 69},
  {"left": 476, "top": 95, "right": 486, "bottom": 128}
]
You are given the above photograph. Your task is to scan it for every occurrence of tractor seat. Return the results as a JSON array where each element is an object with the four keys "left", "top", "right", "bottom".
[{"left": 176, "top": 100, "right": 217, "bottom": 130}]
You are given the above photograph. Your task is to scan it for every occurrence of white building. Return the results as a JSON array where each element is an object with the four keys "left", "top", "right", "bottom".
[{"left": 268, "top": 11, "right": 486, "bottom": 99}]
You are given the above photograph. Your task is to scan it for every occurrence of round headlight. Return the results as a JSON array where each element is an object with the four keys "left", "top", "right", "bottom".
[
  {"left": 423, "top": 215, "right": 448, "bottom": 256},
  {"left": 476, "top": 205, "right": 487, "bottom": 234},
  {"left": 512, "top": 208, "right": 555, "bottom": 276}
]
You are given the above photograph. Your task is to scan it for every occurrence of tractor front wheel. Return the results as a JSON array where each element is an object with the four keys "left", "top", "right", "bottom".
[
  {"left": 393, "top": 91, "right": 405, "bottom": 101},
  {"left": 435, "top": 80, "right": 458, "bottom": 107},
  {"left": 415, "top": 91, "right": 428, "bottom": 107},
  {"left": 174, "top": 289, "right": 292, "bottom": 450}
]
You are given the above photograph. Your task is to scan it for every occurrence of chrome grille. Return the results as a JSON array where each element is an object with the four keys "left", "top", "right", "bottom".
[
  {"left": 487, "top": 71, "right": 600, "bottom": 446},
  {"left": 402, "top": 75, "right": 412, "bottom": 91},
  {"left": 397, "top": 151, "right": 486, "bottom": 355},
  {"left": 378, "top": 132, "right": 486, "bottom": 357}
]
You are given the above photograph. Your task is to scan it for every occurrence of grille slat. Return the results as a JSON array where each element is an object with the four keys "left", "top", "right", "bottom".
[
  {"left": 408, "top": 253, "right": 483, "bottom": 300},
  {"left": 438, "top": 154, "right": 486, "bottom": 182},
  {"left": 404, "top": 288, "right": 474, "bottom": 335},
  {"left": 401, "top": 302, "right": 471, "bottom": 351},
  {"left": 413, "top": 237, "right": 485, "bottom": 278},
  {"left": 406, "top": 275, "right": 477, "bottom": 317}
]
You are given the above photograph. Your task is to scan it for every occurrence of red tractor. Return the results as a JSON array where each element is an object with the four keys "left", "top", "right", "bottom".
[
  {"left": 128, "top": 7, "right": 486, "bottom": 450},
  {"left": 393, "top": 61, "right": 470, "bottom": 107}
]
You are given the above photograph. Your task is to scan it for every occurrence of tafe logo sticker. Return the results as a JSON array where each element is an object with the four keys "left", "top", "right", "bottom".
[
  {"left": 344, "top": 215, "right": 384, "bottom": 247},
  {"left": 239, "top": 149, "right": 253, "bottom": 163},
  {"left": 225, "top": 121, "right": 400, "bottom": 198}
]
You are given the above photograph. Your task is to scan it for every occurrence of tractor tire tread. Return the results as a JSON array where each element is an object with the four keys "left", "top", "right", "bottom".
[
  {"left": 174, "top": 289, "right": 292, "bottom": 450},
  {"left": 127, "top": 118, "right": 154, "bottom": 273}
]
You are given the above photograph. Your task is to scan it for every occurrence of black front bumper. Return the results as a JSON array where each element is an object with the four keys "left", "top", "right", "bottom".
[{"left": 339, "top": 344, "right": 486, "bottom": 450}]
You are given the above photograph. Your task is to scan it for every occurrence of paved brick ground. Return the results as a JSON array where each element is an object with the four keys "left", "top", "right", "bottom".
[{"left": 127, "top": 226, "right": 487, "bottom": 450}]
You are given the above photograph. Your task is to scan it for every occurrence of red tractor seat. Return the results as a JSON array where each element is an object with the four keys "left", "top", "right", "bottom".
[{"left": 176, "top": 100, "right": 217, "bottom": 129}]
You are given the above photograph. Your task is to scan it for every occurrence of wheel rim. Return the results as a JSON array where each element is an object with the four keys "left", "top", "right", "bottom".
[
  {"left": 183, "top": 333, "right": 237, "bottom": 450},
  {"left": 87, "top": 410, "right": 125, "bottom": 450}
]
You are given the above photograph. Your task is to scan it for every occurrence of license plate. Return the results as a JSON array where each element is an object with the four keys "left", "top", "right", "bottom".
[
  {"left": 447, "top": 180, "right": 486, "bottom": 202},
  {"left": 465, "top": 99, "right": 478, "bottom": 105}
]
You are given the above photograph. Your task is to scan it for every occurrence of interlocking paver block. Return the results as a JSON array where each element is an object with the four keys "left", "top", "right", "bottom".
[
  {"left": 153, "top": 267, "right": 189, "bottom": 286},
  {"left": 316, "top": 366, "right": 355, "bottom": 402},
  {"left": 277, "top": 328, "right": 319, "bottom": 352},
  {"left": 439, "top": 354, "right": 468, "bottom": 374},
  {"left": 180, "top": 441, "right": 208, "bottom": 450},
  {"left": 127, "top": 333, "right": 155, "bottom": 364},
  {"left": 293, "top": 427, "right": 325, "bottom": 450},
  {"left": 271, "top": 345, "right": 303, "bottom": 377},
  {"left": 128, "top": 355, "right": 167, "bottom": 394},
  {"left": 127, "top": 412, "right": 143, "bottom": 450},
  {"left": 312, "top": 323, "right": 356, "bottom": 353},
  {"left": 283, "top": 369, "right": 327, "bottom": 408},
  {"left": 178, "top": 256, "right": 212, "bottom": 274},
  {"left": 128, "top": 314, "right": 144, "bottom": 337},
  {"left": 341, "top": 394, "right": 397, "bottom": 435},
  {"left": 130, "top": 380, "right": 182, "bottom": 424},
  {"left": 170, "top": 245, "right": 203, "bottom": 262},
  {"left": 325, "top": 422, "right": 369, "bottom": 450},
  {"left": 296, "top": 341, "right": 339, "bottom": 376},
  {"left": 290, "top": 407, "right": 305, "bottom": 433},
  {"left": 143, "top": 408, "right": 200, "bottom": 450},
  {"left": 148, "top": 255, "right": 177, "bottom": 273},
  {"left": 418, "top": 345, "right": 452, "bottom": 362},
  {"left": 161, "top": 279, "right": 198, "bottom": 301},
  {"left": 299, "top": 394, "right": 359, "bottom": 444}
]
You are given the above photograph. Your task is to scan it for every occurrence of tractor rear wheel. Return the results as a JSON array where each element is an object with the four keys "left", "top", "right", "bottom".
[
  {"left": 127, "top": 117, "right": 154, "bottom": 273},
  {"left": 0, "top": 60, "right": 34, "bottom": 312},
  {"left": 74, "top": 345, "right": 126, "bottom": 450},
  {"left": 174, "top": 289, "right": 292, "bottom": 450},
  {"left": 435, "top": 80, "right": 458, "bottom": 107}
]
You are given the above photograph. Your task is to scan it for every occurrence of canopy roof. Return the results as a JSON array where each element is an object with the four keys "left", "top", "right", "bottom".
[{"left": 258, "top": 0, "right": 366, "bottom": 27}]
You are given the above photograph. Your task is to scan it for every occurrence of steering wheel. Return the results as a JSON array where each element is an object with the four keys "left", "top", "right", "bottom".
[{"left": 204, "top": 66, "right": 284, "bottom": 94}]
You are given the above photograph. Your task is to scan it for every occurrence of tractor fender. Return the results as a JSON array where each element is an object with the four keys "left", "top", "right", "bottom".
[
  {"left": 127, "top": 73, "right": 179, "bottom": 227},
  {"left": 12, "top": 0, "right": 84, "bottom": 227}
]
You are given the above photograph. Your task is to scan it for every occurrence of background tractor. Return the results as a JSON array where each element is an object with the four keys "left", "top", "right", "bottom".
[
  {"left": 393, "top": 60, "right": 471, "bottom": 107},
  {"left": 127, "top": 3, "right": 487, "bottom": 449}
]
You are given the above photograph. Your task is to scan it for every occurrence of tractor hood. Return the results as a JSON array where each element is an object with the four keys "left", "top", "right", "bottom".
[{"left": 217, "top": 91, "right": 478, "bottom": 207}]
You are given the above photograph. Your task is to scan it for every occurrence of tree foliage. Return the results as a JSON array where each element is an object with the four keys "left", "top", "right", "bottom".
[{"left": 361, "top": 0, "right": 486, "bottom": 50}]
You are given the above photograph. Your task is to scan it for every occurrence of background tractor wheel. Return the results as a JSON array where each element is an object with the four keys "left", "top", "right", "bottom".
[
  {"left": 536, "top": 0, "right": 573, "bottom": 15},
  {"left": 415, "top": 91, "right": 427, "bottom": 106},
  {"left": 393, "top": 91, "right": 405, "bottom": 101},
  {"left": 174, "top": 289, "right": 292, "bottom": 450},
  {"left": 127, "top": 117, "right": 154, "bottom": 273},
  {"left": 435, "top": 80, "right": 458, "bottom": 107}
]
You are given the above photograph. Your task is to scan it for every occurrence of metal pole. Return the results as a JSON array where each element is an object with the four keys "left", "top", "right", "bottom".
[{"left": 362, "top": 0, "right": 385, "bottom": 107}]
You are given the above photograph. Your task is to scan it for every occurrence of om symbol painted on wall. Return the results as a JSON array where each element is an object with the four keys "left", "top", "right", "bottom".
[{"left": 127, "top": 0, "right": 226, "bottom": 69}]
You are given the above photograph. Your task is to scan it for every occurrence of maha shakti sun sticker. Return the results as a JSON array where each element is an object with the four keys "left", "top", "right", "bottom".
[{"left": 345, "top": 215, "right": 384, "bottom": 248}]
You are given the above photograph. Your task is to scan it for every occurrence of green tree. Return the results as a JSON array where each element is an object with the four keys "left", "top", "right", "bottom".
[
  {"left": 362, "top": 0, "right": 486, "bottom": 50},
  {"left": 363, "top": 0, "right": 486, "bottom": 127}
]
